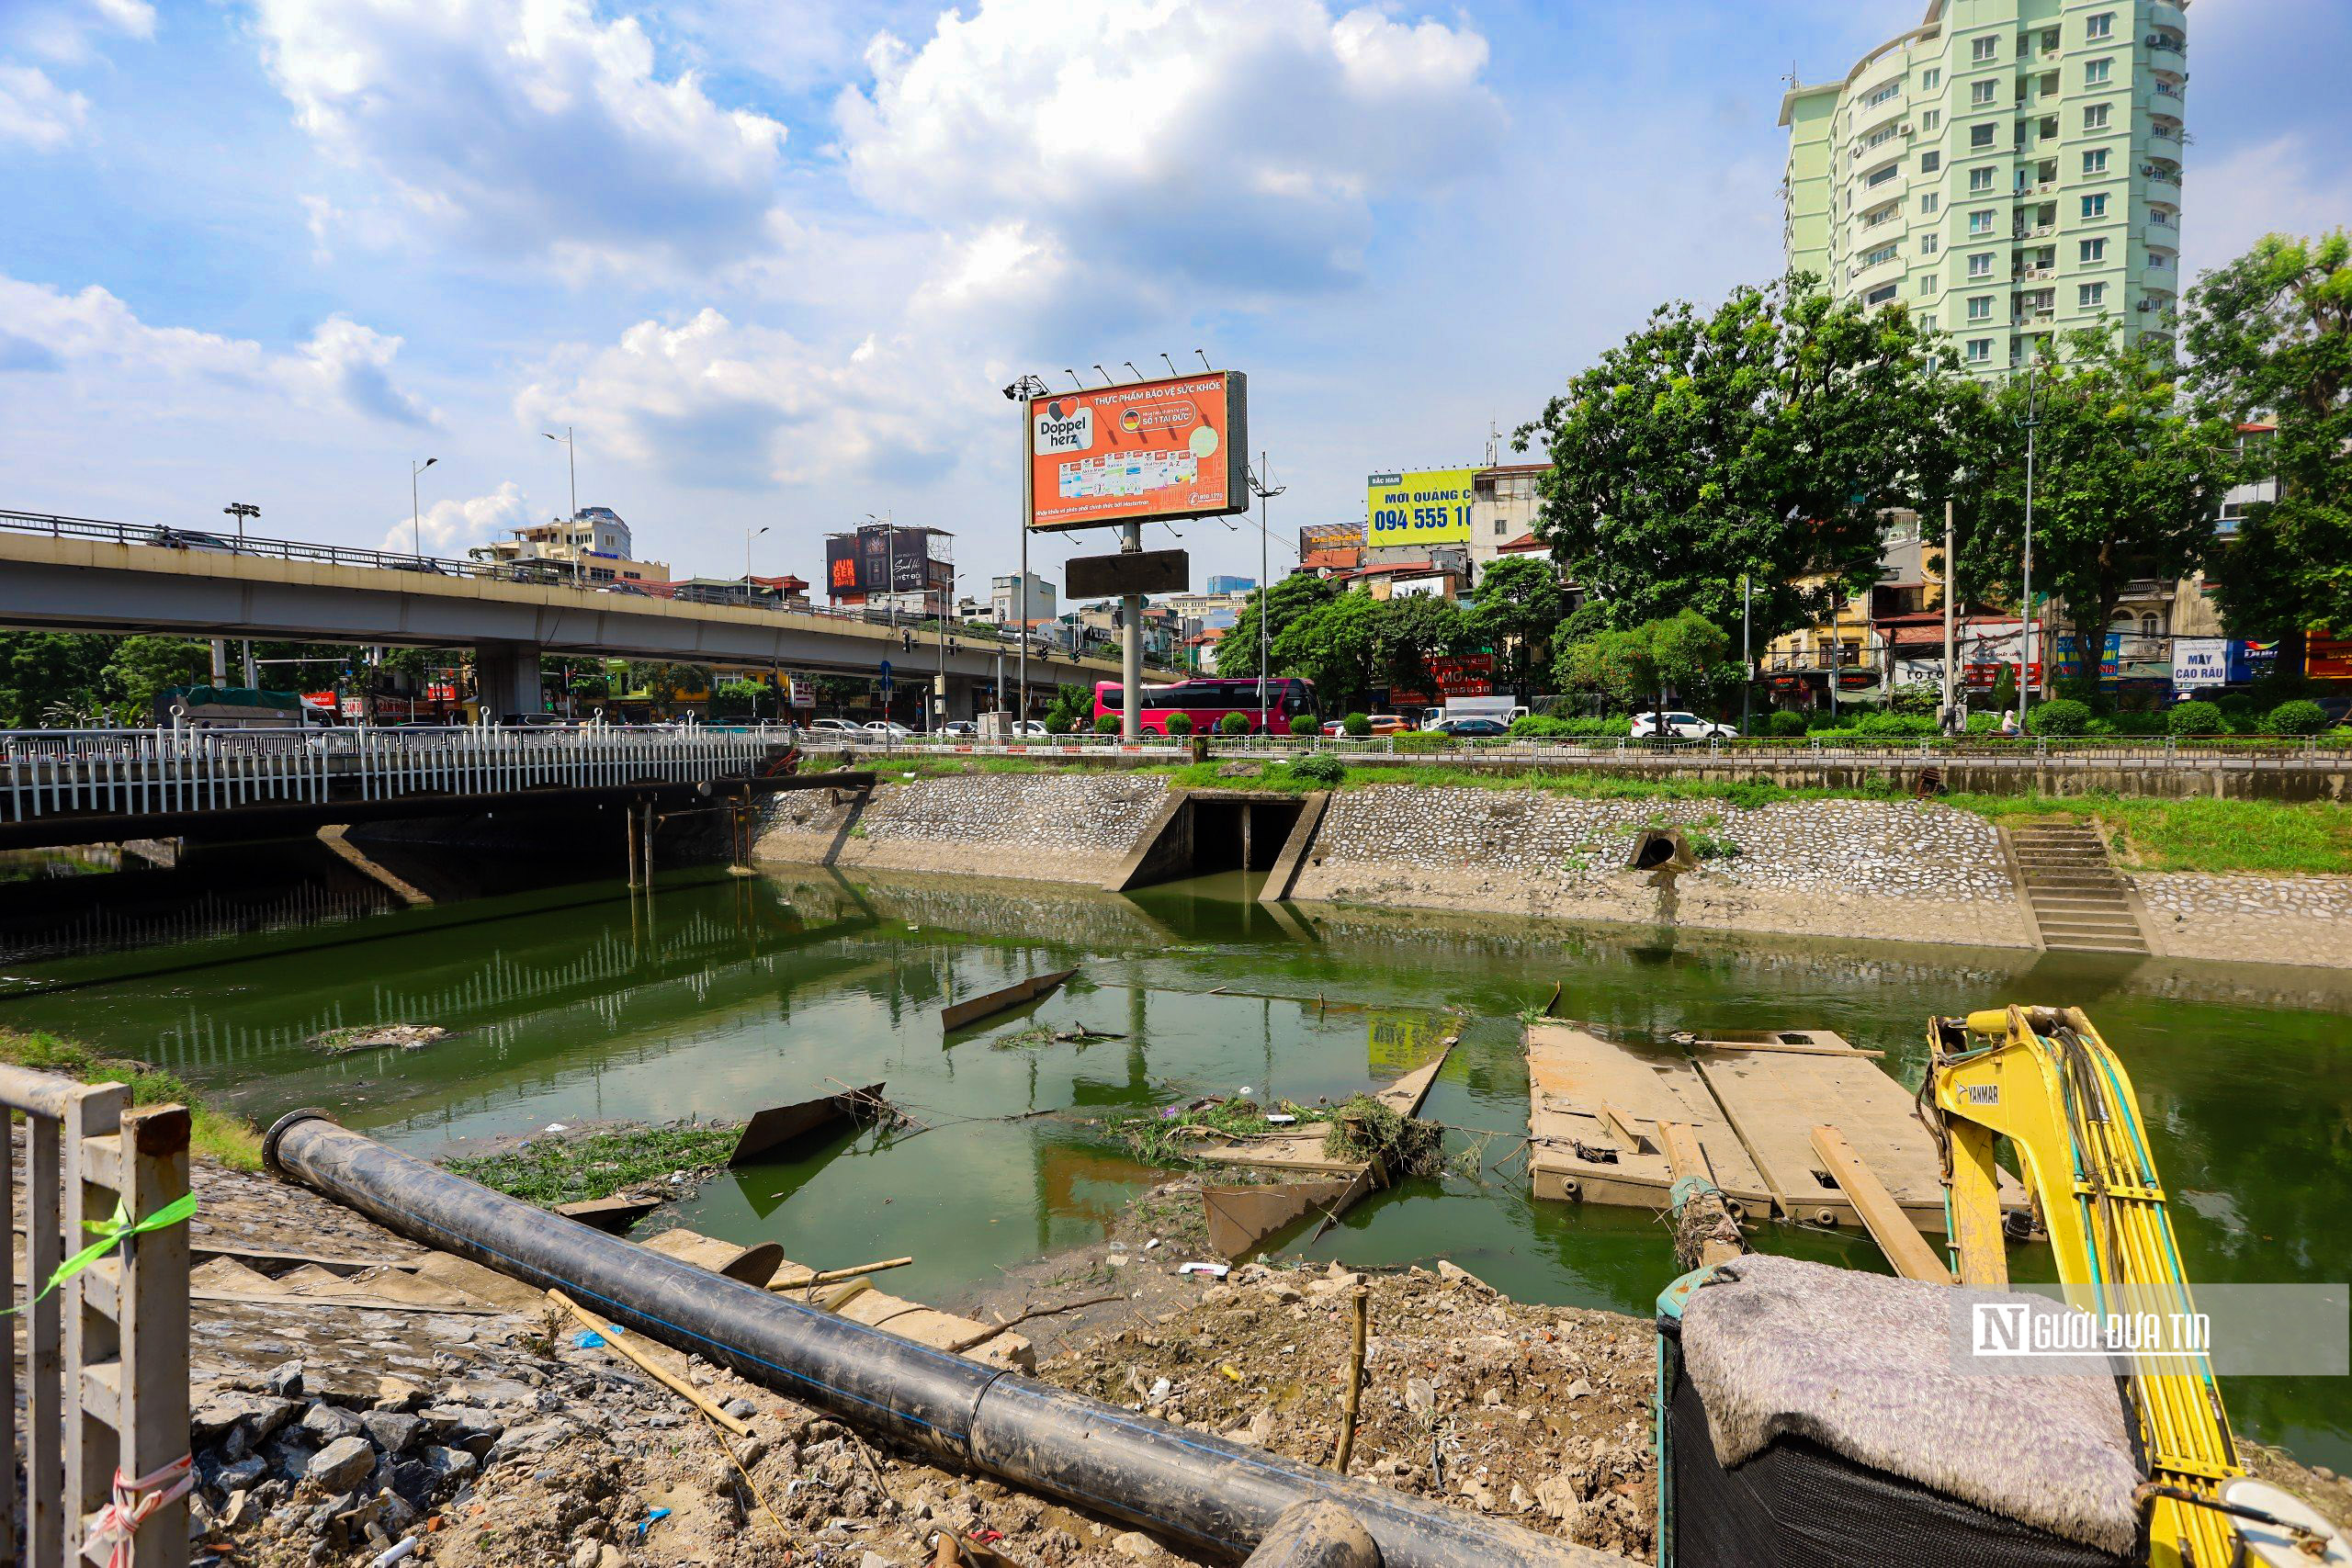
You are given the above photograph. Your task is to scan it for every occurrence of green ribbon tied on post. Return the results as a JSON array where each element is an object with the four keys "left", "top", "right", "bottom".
[{"left": 6, "top": 1192, "right": 198, "bottom": 1318}]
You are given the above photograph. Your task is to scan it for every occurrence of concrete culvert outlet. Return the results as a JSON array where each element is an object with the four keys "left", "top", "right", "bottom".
[{"left": 1626, "top": 828, "right": 1696, "bottom": 874}]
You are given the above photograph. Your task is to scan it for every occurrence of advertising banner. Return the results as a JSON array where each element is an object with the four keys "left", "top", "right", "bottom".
[
  {"left": 1428, "top": 653, "right": 1495, "bottom": 697},
  {"left": 1027, "top": 371, "right": 1248, "bottom": 532},
  {"left": 2230, "top": 640, "right": 2277, "bottom": 683},
  {"left": 2307, "top": 636, "right": 2352, "bottom": 681},
  {"left": 787, "top": 675, "right": 814, "bottom": 709},
  {"left": 2173, "top": 637, "right": 2229, "bottom": 689},
  {"left": 1366, "top": 468, "right": 1475, "bottom": 549},
  {"left": 1066, "top": 548, "right": 1190, "bottom": 599}
]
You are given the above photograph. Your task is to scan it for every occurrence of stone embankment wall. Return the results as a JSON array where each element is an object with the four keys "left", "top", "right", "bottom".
[
  {"left": 754, "top": 773, "right": 1169, "bottom": 885},
  {"left": 1290, "top": 786, "right": 2033, "bottom": 950},
  {"left": 2130, "top": 873, "right": 2352, "bottom": 967}
]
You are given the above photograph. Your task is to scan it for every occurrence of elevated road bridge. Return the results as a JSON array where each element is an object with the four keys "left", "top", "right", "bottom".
[{"left": 0, "top": 511, "right": 1152, "bottom": 714}]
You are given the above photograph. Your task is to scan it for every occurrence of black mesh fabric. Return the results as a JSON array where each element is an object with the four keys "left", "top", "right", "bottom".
[{"left": 1666, "top": 1338, "right": 2137, "bottom": 1568}]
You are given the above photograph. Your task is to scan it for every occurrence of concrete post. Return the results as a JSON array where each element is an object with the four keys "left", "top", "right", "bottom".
[{"left": 473, "top": 641, "right": 545, "bottom": 720}]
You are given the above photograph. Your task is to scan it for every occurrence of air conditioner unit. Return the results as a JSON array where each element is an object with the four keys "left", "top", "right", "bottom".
[
  {"left": 1899, "top": 122, "right": 1915, "bottom": 135},
  {"left": 2137, "top": 299, "right": 2154, "bottom": 311},
  {"left": 2140, "top": 164, "right": 2157, "bottom": 175}
]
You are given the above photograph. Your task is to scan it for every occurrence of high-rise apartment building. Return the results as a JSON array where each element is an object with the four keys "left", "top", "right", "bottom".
[{"left": 1781, "top": 0, "right": 2187, "bottom": 377}]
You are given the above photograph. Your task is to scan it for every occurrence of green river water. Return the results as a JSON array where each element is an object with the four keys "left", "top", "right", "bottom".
[{"left": 3, "top": 858, "right": 2347, "bottom": 1467}]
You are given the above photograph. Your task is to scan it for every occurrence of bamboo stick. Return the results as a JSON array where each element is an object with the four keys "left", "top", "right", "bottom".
[
  {"left": 1332, "top": 1287, "right": 1369, "bottom": 1474},
  {"left": 547, "top": 1288, "right": 753, "bottom": 1437},
  {"left": 764, "top": 1256, "right": 915, "bottom": 1292}
]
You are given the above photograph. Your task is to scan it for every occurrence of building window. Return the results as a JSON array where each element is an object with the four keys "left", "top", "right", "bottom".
[
  {"left": 1863, "top": 242, "right": 1899, "bottom": 268},
  {"left": 1918, "top": 313, "right": 1936, "bottom": 333},
  {"left": 1921, "top": 67, "right": 1941, "bottom": 90},
  {"left": 2084, "top": 58, "right": 2112, "bottom": 85},
  {"left": 1922, "top": 109, "right": 1940, "bottom": 132},
  {"left": 2148, "top": 251, "right": 2173, "bottom": 269},
  {"left": 1972, "top": 35, "right": 1997, "bottom": 62},
  {"left": 1969, "top": 252, "right": 1994, "bottom": 277},
  {"left": 1970, "top": 122, "right": 1996, "bottom": 149},
  {"left": 2080, "top": 237, "right": 2107, "bottom": 264},
  {"left": 1866, "top": 283, "right": 1899, "bottom": 306},
  {"left": 1921, "top": 192, "right": 1939, "bottom": 214},
  {"left": 1864, "top": 162, "right": 1899, "bottom": 188},
  {"left": 1921, "top": 233, "right": 1939, "bottom": 255},
  {"left": 1969, "top": 209, "right": 1994, "bottom": 234},
  {"left": 1967, "top": 338, "right": 1993, "bottom": 362},
  {"left": 1920, "top": 150, "right": 1940, "bottom": 173},
  {"left": 1971, "top": 79, "right": 1997, "bottom": 106},
  {"left": 1967, "top": 296, "right": 1993, "bottom": 321},
  {"left": 1494, "top": 519, "right": 1507, "bottom": 536},
  {"left": 2083, "top": 103, "right": 2110, "bottom": 131},
  {"left": 2083, "top": 148, "right": 2109, "bottom": 176},
  {"left": 2086, "top": 12, "right": 2114, "bottom": 40},
  {"left": 2080, "top": 282, "right": 2108, "bottom": 309},
  {"left": 2082, "top": 193, "right": 2109, "bottom": 219},
  {"left": 1968, "top": 166, "right": 1994, "bottom": 192},
  {"left": 1863, "top": 79, "right": 1902, "bottom": 108},
  {"left": 1921, "top": 274, "right": 1938, "bottom": 297}
]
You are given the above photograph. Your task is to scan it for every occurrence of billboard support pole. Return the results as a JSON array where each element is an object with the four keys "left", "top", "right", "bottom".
[
  {"left": 1121, "top": 523, "right": 1143, "bottom": 741},
  {"left": 1018, "top": 391, "right": 1031, "bottom": 726}
]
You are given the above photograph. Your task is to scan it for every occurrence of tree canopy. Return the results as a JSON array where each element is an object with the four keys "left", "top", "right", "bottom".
[
  {"left": 1465, "top": 555, "right": 1566, "bottom": 693},
  {"left": 1554, "top": 611, "right": 1728, "bottom": 717},
  {"left": 2183, "top": 230, "right": 2352, "bottom": 666},
  {"left": 1216, "top": 574, "right": 1333, "bottom": 677},
  {"left": 1516, "top": 273, "right": 1974, "bottom": 642}
]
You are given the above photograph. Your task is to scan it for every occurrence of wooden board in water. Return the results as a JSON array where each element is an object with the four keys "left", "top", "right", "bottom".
[
  {"left": 1525, "top": 1021, "right": 1770, "bottom": 1213},
  {"left": 1692, "top": 1044, "right": 2022, "bottom": 1235}
]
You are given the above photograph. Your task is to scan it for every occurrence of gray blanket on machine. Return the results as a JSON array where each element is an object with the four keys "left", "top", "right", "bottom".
[{"left": 1679, "top": 1255, "right": 2143, "bottom": 1555}]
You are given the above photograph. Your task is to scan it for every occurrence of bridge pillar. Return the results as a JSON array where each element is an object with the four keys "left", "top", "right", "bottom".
[{"left": 474, "top": 640, "right": 545, "bottom": 719}]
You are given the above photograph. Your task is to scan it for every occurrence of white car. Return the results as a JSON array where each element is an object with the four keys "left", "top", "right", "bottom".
[
  {"left": 862, "top": 719, "right": 913, "bottom": 740},
  {"left": 1629, "top": 710, "right": 1737, "bottom": 740},
  {"left": 808, "top": 718, "right": 862, "bottom": 737}
]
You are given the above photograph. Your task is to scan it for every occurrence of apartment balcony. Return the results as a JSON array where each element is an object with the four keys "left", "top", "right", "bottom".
[
  {"left": 2139, "top": 159, "right": 2184, "bottom": 186},
  {"left": 2013, "top": 265, "right": 2055, "bottom": 281},
  {"left": 2144, "top": 28, "right": 2186, "bottom": 55}
]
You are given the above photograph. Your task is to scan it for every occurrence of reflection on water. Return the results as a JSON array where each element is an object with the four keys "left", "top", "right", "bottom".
[{"left": 5, "top": 859, "right": 2352, "bottom": 1465}]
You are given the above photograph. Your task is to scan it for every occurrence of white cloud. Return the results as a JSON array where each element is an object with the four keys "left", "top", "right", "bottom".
[
  {"left": 252, "top": 0, "right": 789, "bottom": 269},
  {"left": 6, "top": 0, "right": 153, "bottom": 64},
  {"left": 2180, "top": 134, "right": 2352, "bottom": 284},
  {"left": 383, "top": 481, "right": 533, "bottom": 555},
  {"left": 515, "top": 308, "right": 964, "bottom": 492},
  {"left": 0, "top": 273, "right": 438, "bottom": 427},
  {"left": 0, "top": 62, "right": 88, "bottom": 149},
  {"left": 837, "top": 0, "right": 1503, "bottom": 304}
]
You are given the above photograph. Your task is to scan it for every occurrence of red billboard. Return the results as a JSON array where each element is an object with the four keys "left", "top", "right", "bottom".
[{"left": 1026, "top": 371, "right": 1248, "bottom": 532}]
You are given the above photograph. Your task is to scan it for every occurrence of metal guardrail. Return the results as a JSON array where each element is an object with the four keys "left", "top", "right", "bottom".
[
  {"left": 0, "top": 509, "right": 1172, "bottom": 674},
  {"left": 1, "top": 1062, "right": 191, "bottom": 1566},
  {"left": 0, "top": 723, "right": 800, "bottom": 824}
]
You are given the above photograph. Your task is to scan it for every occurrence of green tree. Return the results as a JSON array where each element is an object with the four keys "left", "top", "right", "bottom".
[
  {"left": 1466, "top": 557, "right": 1566, "bottom": 694},
  {"left": 102, "top": 637, "right": 212, "bottom": 717},
  {"left": 1269, "top": 592, "right": 1379, "bottom": 713},
  {"left": 2183, "top": 231, "right": 2352, "bottom": 670},
  {"left": 0, "top": 632, "right": 111, "bottom": 728},
  {"left": 1515, "top": 273, "right": 1978, "bottom": 640},
  {"left": 1373, "top": 594, "right": 1470, "bottom": 696},
  {"left": 1965, "top": 326, "right": 2229, "bottom": 668},
  {"left": 1217, "top": 574, "right": 1333, "bottom": 677},
  {"left": 1554, "top": 611, "right": 1729, "bottom": 733}
]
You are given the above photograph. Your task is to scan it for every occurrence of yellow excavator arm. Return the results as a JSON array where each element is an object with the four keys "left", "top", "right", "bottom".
[{"left": 1928, "top": 1005, "right": 2245, "bottom": 1568}]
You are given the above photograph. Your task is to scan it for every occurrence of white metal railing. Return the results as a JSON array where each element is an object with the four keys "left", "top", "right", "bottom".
[
  {"left": 0, "top": 723, "right": 800, "bottom": 825},
  {"left": 3, "top": 1063, "right": 191, "bottom": 1566}
]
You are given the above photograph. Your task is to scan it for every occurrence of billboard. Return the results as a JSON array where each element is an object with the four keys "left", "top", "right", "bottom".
[
  {"left": 1067, "top": 548, "right": 1189, "bottom": 599},
  {"left": 1027, "top": 372, "right": 1248, "bottom": 532},
  {"left": 2174, "top": 637, "right": 2229, "bottom": 689},
  {"left": 826, "top": 525, "right": 944, "bottom": 595},
  {"left": 1366, "top": 468, "right": 1475, "bottom": 548}
]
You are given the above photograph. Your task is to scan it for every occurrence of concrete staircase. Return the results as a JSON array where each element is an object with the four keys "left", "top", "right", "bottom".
[{"left": 2007, "top": 821, "right": 2149, "bottom": 955}]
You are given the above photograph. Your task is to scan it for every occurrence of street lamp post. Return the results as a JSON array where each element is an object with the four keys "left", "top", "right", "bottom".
[
  {"left": 543, "top": 427, "right": 577, "bottom": 522},
  {"left": 745, "top": 525, "right": 770, "bottom": 595},
  {"left": 1005, "top": 375, "right": 1050, "bottom": 731},
  {"left": 1740, "top": 571, "right": 1752, "bottom": 738},
  {"left": 1247, "top": 456, "right": 1286, "bottom": 730},
  {"left": 2016, "top": 364, "right": 2042, "bottom": 727},
  {"left": 410, "top": 457, "right": 437, "bottom": 558},
  {"left": 224, "top": 502, "right": 261, "bottom": 686}
]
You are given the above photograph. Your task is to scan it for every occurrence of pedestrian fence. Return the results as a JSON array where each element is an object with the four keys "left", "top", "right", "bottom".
[
  {"left": 2, "top": 1063, "right": 192, "bottom": 1567},
  {"left": 0, "top": 724, "right": 799, "bottom": 825}
]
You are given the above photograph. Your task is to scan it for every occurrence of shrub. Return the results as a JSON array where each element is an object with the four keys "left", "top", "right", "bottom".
[
  {"left": 1289, "top": 714, "right": 1318, "bottom": 736},
  {"left": 1164, "top": 712, "right": 1195, "bottom": 736},
  {"left": 1991, "top": 664, "right": 2018, "bottom": 712},
  {"left": 1392, "top": 730, "right": 1454, "bottom": 753},
  {"left": 2166, "top": 701, "right": 2221, "bottom": 737},
  {"left": 1093, "top": 714, "right": 1120, "bottom": 734},
  {"left": 2265, "top": 698, "right": 2330, "bottom": 736},
  {"left": 2026, "top": 698, "right": 2091, "bottom": 737},
  {"left": 1217, "top": 711, "right": 1251, "bottom": 735},
  {"left": 1966, "top": 711, "right": 1999, "bottom": 735},
  {"left": 1768, "top": 711, "right": 1807, "bottom": 738},
  {"left": 1291, "top": 752, "right": 1345, "bottom": 786},
  {"left": 1889, "top": 681, "right": 1940, "bottom": 716},
  {"left": 1510, "top": 715, "right": 1574, "bottom": 738},
  {"left": 1341, "top": 711, "right": 1372, "bottom": 738},
  {"left": 1849, "top": 711, "right": 1938, "bottom": 737}
]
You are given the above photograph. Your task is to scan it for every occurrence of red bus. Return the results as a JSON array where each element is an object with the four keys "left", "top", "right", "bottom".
[{"left": 1092, "top": 677, "right": 1317, "bottom": 735}]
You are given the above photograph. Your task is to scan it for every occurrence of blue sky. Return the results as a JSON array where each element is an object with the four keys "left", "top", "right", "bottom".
[{"left": 3, "top": 0, "right": 2346, "bottom": 593}]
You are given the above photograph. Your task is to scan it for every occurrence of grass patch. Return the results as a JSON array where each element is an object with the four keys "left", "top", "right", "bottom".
[
  {"left": 442, "top": 1122, "right": 742, "bottom": 1207},
  {"left": 1945, "top": 792, "right": 2352, "bottom": 874},
  {"left": 1105, "top": 1094, "right": 1445, "bottom": 1176},
  {"left": 0, "top": 1029, "right": 262, "bottom": 1169}
]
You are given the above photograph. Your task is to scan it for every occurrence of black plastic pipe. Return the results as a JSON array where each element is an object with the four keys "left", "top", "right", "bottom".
[
  {"left": 1245, "top": 1502, "right": 1383, "bottom": 1567},
  {"left": 266, "top": 1111, "right": 1627, "bottom": 1568}
]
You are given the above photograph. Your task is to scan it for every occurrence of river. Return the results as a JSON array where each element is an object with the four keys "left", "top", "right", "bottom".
[{"left": 3, "top": 855, "right": 2346, "bottom": 1467}]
